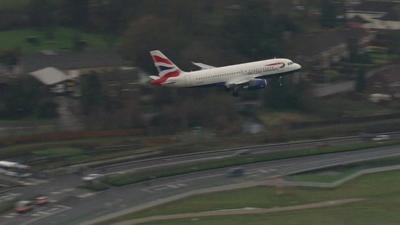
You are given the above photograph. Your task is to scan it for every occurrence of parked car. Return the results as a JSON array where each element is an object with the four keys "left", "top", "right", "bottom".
[
  {"left": 372, "top": 135, "right": 391, "bottom": 142},
  {"left": 35, "top": 196, "right": 49, "bottom": 205},
  {"left": 82, "top": 173, "right": 103, "bottom": 182},
  {"left": 227, "top": 168, "right": 245, "bottom": 177},
  {"left": 15, "top": 201, "right": 33, "bottom": 213}
]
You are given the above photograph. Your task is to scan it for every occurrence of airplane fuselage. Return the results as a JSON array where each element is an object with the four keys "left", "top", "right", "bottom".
[
  {"left": 149, "top": 50, "right": 301, "bottom": 96},
  {"left": 159, "top": 58, "right": 301, "bottom": 88}
]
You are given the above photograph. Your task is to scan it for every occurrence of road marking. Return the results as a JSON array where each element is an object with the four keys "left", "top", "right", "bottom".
[
  {"left": 20, "top": 205, "right": 71, "bottom": 225},
  {"left": 3, "top": 213, "right": 17, "bottom": 219},
  {"left": 77, "top": 192, "right": 97, "bottom": 198},
  {"left": 143, "top": 183, "right": 188, "bottom": 193},
  {"left": 0, "top": 192, "right": 20, "bottom": 202}
]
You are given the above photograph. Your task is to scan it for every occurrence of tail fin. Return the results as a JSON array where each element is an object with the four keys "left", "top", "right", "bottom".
[{"left": 150, "top": 50, "right": 183, "bottom": 77}]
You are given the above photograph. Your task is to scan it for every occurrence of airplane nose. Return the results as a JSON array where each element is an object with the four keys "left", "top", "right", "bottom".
[{"left": 296, "top": 63, "right": 302, "bottom": 70}]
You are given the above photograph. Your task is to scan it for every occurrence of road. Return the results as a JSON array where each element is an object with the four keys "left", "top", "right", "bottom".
[
  {"left": 88, "top": 133, "right": 400, "bottom": 175},
  {"left": 1, "top": 144, "right": 399, "bottom": 225}
]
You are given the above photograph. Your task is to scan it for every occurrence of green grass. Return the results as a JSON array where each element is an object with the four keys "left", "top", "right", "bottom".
[
  {"left": 137, "top": 201, "right": 400, "bottom": 225},
  {"left": 0, "top": 0, "right": 30, "bottom": 10},
  {"left": 101, "top": 170, "right": 400, "bottom": 225},
  {"left": 289, "top": 156, "right": 400, "bottom": 183},
  {"left": 33, "top": 147, "right": 84, "bottom": 158},
  {"left": 0, "top": 200, "right": 15, "bottom": 214},
  {"left": 289, "top": 169, "right": 358, "bottom": 183},
  {"left": 0, "top": 136, "right": 155, "bottom": 169},
  {"left": 0, "top": 27, "right": 116, "bottom": 53},
  {"left": 104, "top": 141, "right": 400, "bottom": 187}
]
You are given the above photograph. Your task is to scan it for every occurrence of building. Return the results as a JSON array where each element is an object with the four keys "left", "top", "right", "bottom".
[
  {"left": 29, "top": 67, "right": 72, "bottom": 94},
  {"left": 284, "top": 28, "right": 373, "bottom": 69},
  {"left": 346, "top": 1, "right": 400, "bottom": 30},
  {"left": 368, "top": 64, "right": 400, "bottom": 98},
  {"left": 17, "top": 50, "right": 132, "bottom": 77}
]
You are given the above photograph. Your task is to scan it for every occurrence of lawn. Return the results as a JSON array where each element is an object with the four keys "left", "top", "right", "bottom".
[
  {"left": 289, "top": 156, "right": 400, "bottom": 183},
  {"left": 0, "top": 0, "right": 30, "bottom": 10},
  {"left": 138, "top": 200, "right": 400, "bottom": 225},
  {"left": 102, "top": 170, "right": 400, "bottom": 225},
  {"left": 0, "top": 27, "right": 116, "bottom": 53}
]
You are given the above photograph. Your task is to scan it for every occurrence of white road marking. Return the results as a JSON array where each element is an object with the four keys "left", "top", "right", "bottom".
[
  {"left": 3, "top": 213, "right": 17, "bottom": 219},
  {"left": 77, "top": 192, "right": 97, "bottom": 198},
  {"left": 20, "top": 205, "right": 71, "bottom": 225},
  {"left": 0, "top": 192, "right": 20, "bottom": 202}
]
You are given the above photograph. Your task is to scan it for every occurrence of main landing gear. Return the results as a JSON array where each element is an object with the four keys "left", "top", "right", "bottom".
[
  {"left": 226, "top": 85, "right": 240, "bottom": 97},
  {"left": 232, "top": 86, "right": 240, "bottom": 97}
]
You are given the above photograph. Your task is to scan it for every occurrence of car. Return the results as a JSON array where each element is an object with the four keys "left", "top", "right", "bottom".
[
  {"left": 372, "top": 135, "right": 391, "bottom": 142},
  {"left": 227, "top": 168, "right": 245, "bottom": 177},
  {"left": 82, "top": 173, "right": 103, "bottom": 182},
  {"left": 35, "top": 196, "right": 49, "bottom": 205},
  {"left": 15, "top": 201, "right": 33, "bottom": 213}
]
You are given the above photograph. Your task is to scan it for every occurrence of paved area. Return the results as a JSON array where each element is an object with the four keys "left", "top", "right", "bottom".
[{"left": 0, "top": 145, "right": 399, "bottom": 225}]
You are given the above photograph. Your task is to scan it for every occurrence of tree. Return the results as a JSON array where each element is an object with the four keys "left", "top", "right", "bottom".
[
  {"left": 0, "top": 76, "right": 56, "bottom": 119},
  {"left": 355, "top": 67, "right": 367, "bottom": 92},
  {"left": 28, "top": 0, "right": 55, "bottom": 28},
  {"left": 347, "top": 35, "right": 360, "bottom": 62},
  {"left": 264, "top": 78, "right": 309, "bottom": 111},
  {"left": 387, "top": 31, "right": 400, "bottom": 56},
  {"left": 223, "top": 1, "right": 299, "bottom": 60},
  {"left": 0, "top": 49, "right": 20, "bottom": 68},
  {"left": 79, "top": 73, "right": 106, "bottom": 115},
  {"left": 121, "top": 16, "right": 189, "bottom": 73},
  {"left": 60, "top": 0, "right": 89, "bottom": 28},
  {"left": 320, "top": 0, "right": 338, "bottom": 28}
]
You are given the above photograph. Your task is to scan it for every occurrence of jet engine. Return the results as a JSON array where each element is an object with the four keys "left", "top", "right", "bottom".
[{"left": 245, "top": 79, "right": 268, "bottom": 90}]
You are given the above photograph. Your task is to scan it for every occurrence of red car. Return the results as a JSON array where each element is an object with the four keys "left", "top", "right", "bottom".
[{"left": 15, "top": 201, "right": 33, "bottom": 213}]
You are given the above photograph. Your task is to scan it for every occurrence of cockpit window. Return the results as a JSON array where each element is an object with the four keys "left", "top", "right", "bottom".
[{"left": 288, "top": 61, "right": 294, "bottom": 65}]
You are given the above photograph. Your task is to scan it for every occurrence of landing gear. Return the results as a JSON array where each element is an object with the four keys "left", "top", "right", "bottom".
[
  {"left": 279, "top": 76, "right": 283, "bottom": 86},
  {"left": 232, "top": 86, "right": 240, "bottom": 97}
]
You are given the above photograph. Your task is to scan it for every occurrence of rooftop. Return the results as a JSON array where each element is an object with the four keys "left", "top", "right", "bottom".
[
  {"left": 30, "top": 67, "right": 70, "bottom": 85},
  {"left": 350, "top": 1, "right": 399, "bottom": 13},
  {"left": 20, "top": 50, "right": 130, "bottom": 73}
]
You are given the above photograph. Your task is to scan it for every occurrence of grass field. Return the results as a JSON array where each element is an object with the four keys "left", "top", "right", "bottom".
[
  {"left": 0, "top": 28, "right": 116, "bottom": 53},
  {"left": 289, "top": 156, "right": 400, "bottom": 183},
  {"left": 0, "top": 0, "right": 30, "bottom": 10},
  {"left": 101, "top": 170, "right": 400, "bottom": 225}
]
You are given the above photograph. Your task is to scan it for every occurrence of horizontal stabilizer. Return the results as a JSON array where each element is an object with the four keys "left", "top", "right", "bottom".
[
  {"left": 149, "top": 76, "right": 159, "bottom": 80},
  {"left": 192, "top": 62, "right": 216, "bottom": 70}
]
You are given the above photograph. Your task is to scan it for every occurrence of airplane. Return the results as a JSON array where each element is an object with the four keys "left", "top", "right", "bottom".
[{"left": 149, "top": 50, "right": 301, "bottom": 96}]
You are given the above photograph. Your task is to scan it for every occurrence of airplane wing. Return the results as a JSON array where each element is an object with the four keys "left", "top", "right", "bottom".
[
  {"left": 225, "top": 76, "right": 254, "bottom": 87},
  {"left": 192, "top": 62, "right": 216, "bottom": 70}
]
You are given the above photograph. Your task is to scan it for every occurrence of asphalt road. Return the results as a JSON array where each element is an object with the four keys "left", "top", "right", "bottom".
[
  {"left": 89, "top": 133, "right": 400, "bottom": 175},
  {"left": 1, "top": 144, "right": 400, "bottom": 225}
]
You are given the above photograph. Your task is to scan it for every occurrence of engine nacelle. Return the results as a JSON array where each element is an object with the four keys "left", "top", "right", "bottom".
[{"left": 246, "top": 79, "right": 268, "bottom": 90}]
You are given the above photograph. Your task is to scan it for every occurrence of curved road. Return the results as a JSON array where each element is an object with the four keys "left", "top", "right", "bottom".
[{"left": 2, "top": 144, "right": 399, "bottom": 225}]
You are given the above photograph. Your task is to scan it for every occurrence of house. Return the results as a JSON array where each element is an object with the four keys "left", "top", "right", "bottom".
[
  {"left": 284, "top": 28, "right": 373, "bottom": 69},
  {"left": 29, "top": 67, "right": 72, "bottom": 94},
  {"left": 368, "top": 64, "right": 400, "bottom": 98},
  {"left": 346, "top": 1, "right": 400, "bottom": 30},
  {"left": 18, "top": 50, "right": 136, "bottom": 95},
  {"left": 17, "top": 50, "right": 132, "bottom": 77}
]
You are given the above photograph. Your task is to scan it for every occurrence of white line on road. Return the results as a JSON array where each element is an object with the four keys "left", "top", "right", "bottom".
[
  {"left": 77, "top": 192, "right": 97, "bottom": 199},
  {"left": 20, "top": 205, "right": 71, "bottom": 225}
]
